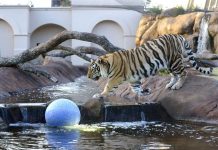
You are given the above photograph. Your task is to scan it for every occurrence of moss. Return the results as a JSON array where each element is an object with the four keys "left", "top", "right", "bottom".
[{"left": 158, "top": 69, "right": 170, "bottom": 76}]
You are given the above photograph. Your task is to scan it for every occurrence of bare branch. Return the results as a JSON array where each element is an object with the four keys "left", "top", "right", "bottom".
[
  {"left": 75, "top": 46, "right": 107, "bottom": 56},
  {"left": 54, "top": 45, "right": 92, "bottom": 62},
  {"left": 0, "top": 31, "right": 122, "bottom": 67},
  {"left": 47, "top": 45, "right": 107, "bottom": 61}
]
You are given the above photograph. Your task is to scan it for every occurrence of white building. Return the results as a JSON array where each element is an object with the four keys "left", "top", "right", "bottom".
[{"left": 0, "top": 0, "right": 142, "bottom": 65}]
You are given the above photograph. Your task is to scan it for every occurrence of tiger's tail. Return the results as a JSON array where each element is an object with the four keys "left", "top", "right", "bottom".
[{"left": 183, "top": 40, "right": 213, "bottom": 75}]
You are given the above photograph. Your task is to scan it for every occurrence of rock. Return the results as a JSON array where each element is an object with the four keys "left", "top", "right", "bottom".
[
  {"left": 135, "top": 15, "right": 156, "bottom": 46},
  {"left": 136, "top": 11, "right": 218, "bottom": 56},
  {"left": 87, "top": 69, "right": 218, "bottom": 124},
  {"left": 109, "top": 73, "right": 218, "bottom": 124},
  {"left": 135, "top": 8, "right": 218, "bottom": 53},
  {"left": 209, "top": 12, "right": 218, "bottom": 25},
  {"left": 140, "top": 20, "right": 159, "bottom": 45},
  {"left": 136, "top": 12, "right": 200, "bottom": 46},
  {"left": 0, "top": 58, "right": 87, "bottom": 100},
  {"left": 82, "top": 97, "right": 173, "bottom": 122},
  {"left": 157, "top": 12, "right": 197, "bottom": 35},
  {"left": 214, "top": 34, "right": 218, "bottom": 53},
  {"left": 193, "top": 12, "right": 204, "bottom": 32},
  {"left": 82, "top": 98, "right": 104, "bottom": 122},
  {"left": 208, "top": 24, "right": 218, "bottom": 37},
  {"left": 159, "top": 7, "right": 185, "bottom": 18}
]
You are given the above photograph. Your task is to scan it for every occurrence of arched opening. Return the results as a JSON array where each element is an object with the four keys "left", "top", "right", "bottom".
[
  {"left": 91, "top": 20, "right": 124, "bottom": 54},
  {"left": 30, "top": 24, "right": 71, "bottom": 48},
  {"left": 0, "top": 19, "right": 14, "bottom": 57},
  {"left": 92, "top": 20, "right": 124, "bottom": 48}
]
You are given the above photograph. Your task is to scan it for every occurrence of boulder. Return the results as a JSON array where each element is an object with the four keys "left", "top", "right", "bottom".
[
  {"left": 193, "top": 12, "right": 204, "bottom": 32},
  {"left": 136, "top": 12, "right": 200, "bottom": 46},
  {"left": 85, "top": 72, "right": 218, "bottom": 124},
  {"left": 140, "top": 75, "right": 218, "bottom": 124},
  {"left": 157, "top": 12, "right": 197, "bottom": 35}
]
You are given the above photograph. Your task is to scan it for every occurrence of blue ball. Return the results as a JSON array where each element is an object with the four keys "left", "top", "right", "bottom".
[{"left": 45, "top": 98, "right": 81, "bottom": 127}]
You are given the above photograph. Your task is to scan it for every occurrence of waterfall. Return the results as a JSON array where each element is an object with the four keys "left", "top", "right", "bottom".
[
  {"left": 20, "top": 107, "right": 28, "bottom": 122},
  {"left": 197, "top": 15, "right": 210, "bottom": 54}
]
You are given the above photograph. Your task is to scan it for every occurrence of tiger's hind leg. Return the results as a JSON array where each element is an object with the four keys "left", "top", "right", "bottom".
[{"left": 167, "top": 55, "right": 187, "bottom": 90}]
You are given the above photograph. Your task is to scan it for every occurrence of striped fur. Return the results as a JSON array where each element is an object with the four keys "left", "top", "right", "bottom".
[{"left": 87, "top": 34, "right": 213, "bottom": 97}]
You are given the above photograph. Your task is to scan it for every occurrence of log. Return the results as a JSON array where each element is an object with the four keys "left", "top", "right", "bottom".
[{"left": 0, "top": 30, "right": 122, "bottom": 67}]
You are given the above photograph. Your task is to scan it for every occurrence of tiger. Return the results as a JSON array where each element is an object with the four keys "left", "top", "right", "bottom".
[{"left": 87, "top": 34, "right": 213, "bottom": 98}]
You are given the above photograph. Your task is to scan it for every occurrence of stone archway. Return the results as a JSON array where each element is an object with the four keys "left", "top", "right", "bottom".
[
  {"left": 92, "top": 20, "right": 124, "bottom": 49},
  {"left": 0, "top": 19, "right": 14, "bottom": 57},
  {"left": 91, "top": 20, "right": 124, "bottom": 59},
  {"left": 30, "top": 24, "right": 71, "bottom": 48}
]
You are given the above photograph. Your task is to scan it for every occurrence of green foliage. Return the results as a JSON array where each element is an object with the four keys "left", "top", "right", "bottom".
[
  {"left": 174, "top": 6, "right": 185, "bottom": 15},
  {"left": 60, "top": 0, "right": 71, "bottom": 7},
  {"left": 158, "top": 69, "right": 170, "bottom": 76},
  {"left": 148, "top": 6, "right": 163, "bottom": 15}
]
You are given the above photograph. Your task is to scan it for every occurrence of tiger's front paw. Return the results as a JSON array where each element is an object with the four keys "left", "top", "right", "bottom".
[
  {"left": 165, "top": 82, "right": 175, "bottom": 89},
  {"left": 170, "top": 83, "right": 183, "bottom": 90}
]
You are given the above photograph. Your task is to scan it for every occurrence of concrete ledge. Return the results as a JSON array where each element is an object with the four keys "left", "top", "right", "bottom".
[{"left": 0, "top": 102, "right": 172, "bottom": 125}]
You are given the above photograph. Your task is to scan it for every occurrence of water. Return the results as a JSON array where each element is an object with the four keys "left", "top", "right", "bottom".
[
  {"left": 1, "top": 76, "right": 218, "bottom": 149},
  {"left": 197, "top": 15, "right": 210, "bottom": 54},
  {"left": 4, "top": 76, "right": 101, "bottom": 105},
  {"left": 0, "top": 122, "right": 217, "bottom": 150}
]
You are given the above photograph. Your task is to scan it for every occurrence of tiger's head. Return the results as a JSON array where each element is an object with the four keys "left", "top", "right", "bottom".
[{"left": 87, "top": 56, "right": 110, "bottom": 81}]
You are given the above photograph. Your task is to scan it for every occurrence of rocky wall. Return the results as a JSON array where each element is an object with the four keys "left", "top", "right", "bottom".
[{"left": 136, "top": 11, "right": 218, "bottom": 53}]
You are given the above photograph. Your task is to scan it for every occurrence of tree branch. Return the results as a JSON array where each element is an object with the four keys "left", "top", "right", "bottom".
[
  {"left": 0, "top": 31, "right": 122, "bottom": 67},
  {"left": 46, "top": 45, "right": 107, "bottom": 61}
]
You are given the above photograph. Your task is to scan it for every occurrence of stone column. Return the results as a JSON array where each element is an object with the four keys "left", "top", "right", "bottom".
[{"left": 13, "top": 34, "right": 29, "bottom": 55}]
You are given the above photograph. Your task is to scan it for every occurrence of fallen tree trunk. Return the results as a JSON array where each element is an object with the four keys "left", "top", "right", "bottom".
[{"left": 0, "top": 30, "right": 122, "bottom": 67}]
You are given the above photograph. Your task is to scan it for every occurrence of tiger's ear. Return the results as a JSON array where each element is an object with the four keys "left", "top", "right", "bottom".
[
  {"left": 97, "top": 58, "right": 107, "bottom": 65},
  {"left": 91, "top": 59, "right": 94, "bottom": 63}
]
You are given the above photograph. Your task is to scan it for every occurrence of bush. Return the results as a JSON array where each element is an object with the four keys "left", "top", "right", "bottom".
[
  {"left": 148, "top": 6, "right": 163, "bottom": 15},
  {"left": 175, "top": 6, "right": 185, "bottom": 15},
  {"left": 160, "top": 6, "right": 186, "bottom": 17}
]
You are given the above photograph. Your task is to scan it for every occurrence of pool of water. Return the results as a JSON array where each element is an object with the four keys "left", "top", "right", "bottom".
[
  {"left": 1, "top": 76, "right": 218, "bottom": 149},
  {"left": 0, "top": 121, "right": 217, "bottom": 150}
]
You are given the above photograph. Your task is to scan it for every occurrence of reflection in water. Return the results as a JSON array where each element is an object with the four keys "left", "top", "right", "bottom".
[
  {"left": 46, "top": 128, "right": 80, "bottom": 150},
  {"left": 0, "top": 122, "right": 217, "bottom": 150}
]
